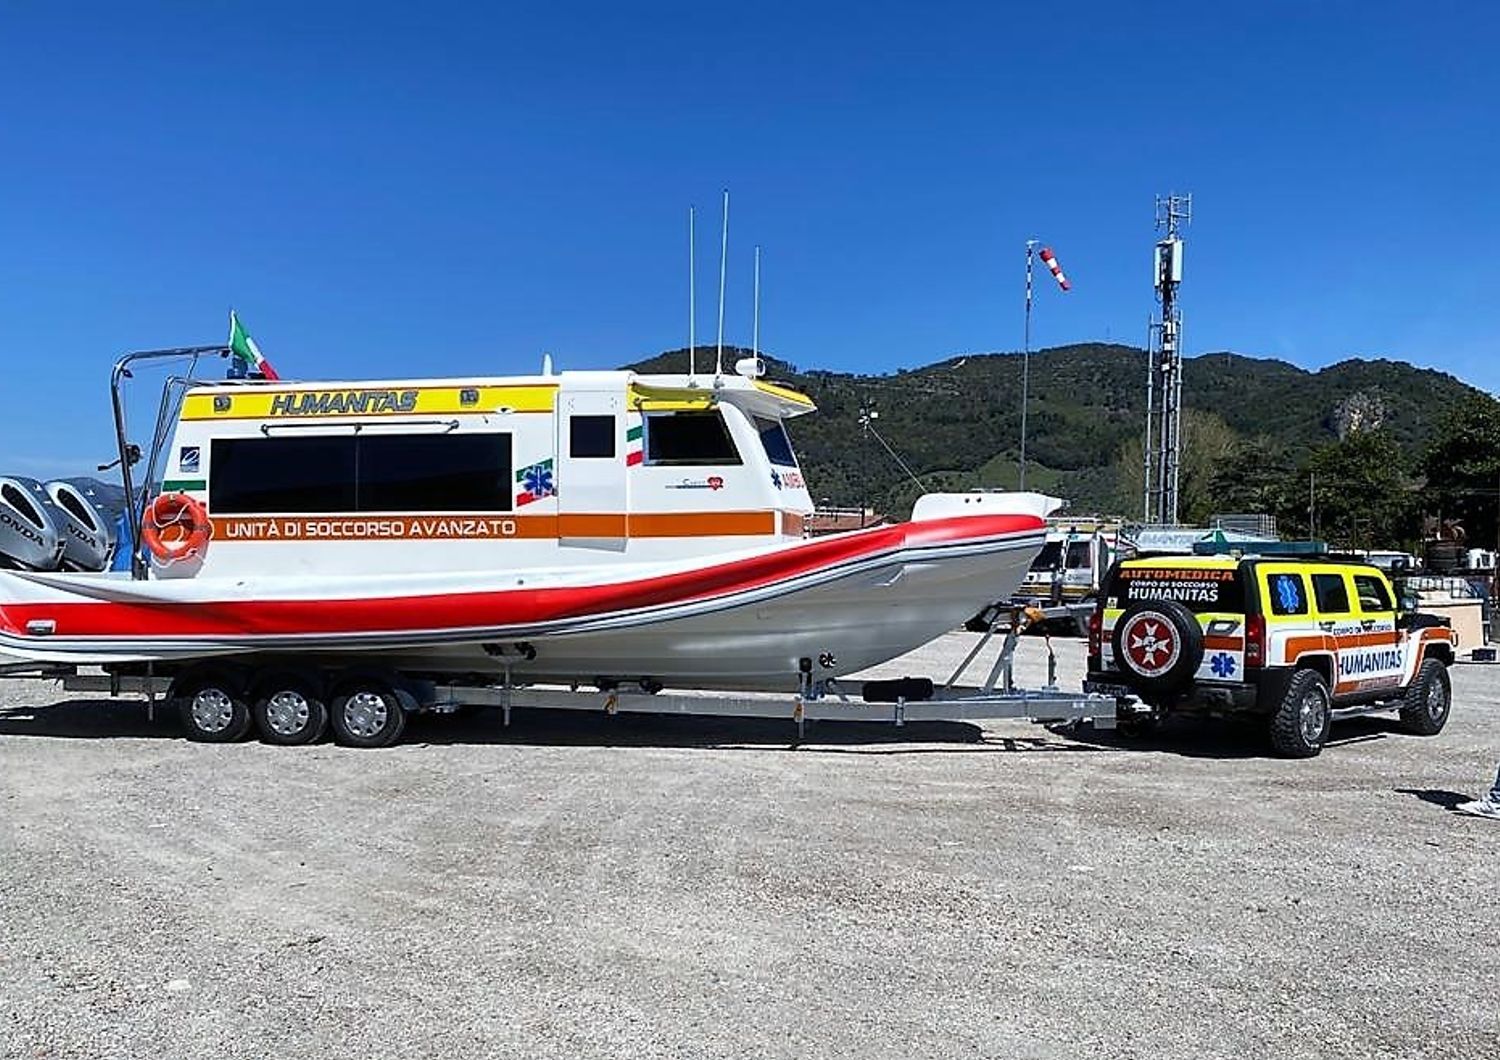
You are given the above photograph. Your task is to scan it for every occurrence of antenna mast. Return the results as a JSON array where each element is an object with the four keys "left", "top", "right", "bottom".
[
  {"left": 715, "top": 188, "right": 729, "bottom": 379},
  {"left": 1143, "top": 192, "right": 1191, "bottom": 525},
  {"left": 688, "top": 205, "right": 697, "bottom": 380},
  {"left": 752, "top": 244, "right": 761, "bottom": 361}
]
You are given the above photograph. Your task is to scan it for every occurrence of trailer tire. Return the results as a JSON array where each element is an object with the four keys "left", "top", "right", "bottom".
[
  {"left": 1398, "top": 658, "right": 1450, "bottom": 736},
  {"left": 330, "top": 682, "right": 408, "bottom": 749},
  {"left": 177, "top": 676, "right": 253, "bottom": 743},
  {"left": 252, "top": 677, "right": 329, "bottom": 746},
  {"left": 1268, "top": 668, "right": 1330, "bottom": 758}
]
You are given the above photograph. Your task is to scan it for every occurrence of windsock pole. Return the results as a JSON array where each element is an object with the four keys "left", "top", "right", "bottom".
[{"left": 1020, "top": 241, "right": 1036, "bottom": 491}]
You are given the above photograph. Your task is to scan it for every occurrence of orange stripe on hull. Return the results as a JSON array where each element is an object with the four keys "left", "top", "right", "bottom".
[{"left": 209, "top": 511, "right": 783, "bottom": 542}]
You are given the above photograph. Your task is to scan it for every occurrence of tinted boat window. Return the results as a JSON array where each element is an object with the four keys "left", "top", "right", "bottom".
[
  {"left": 210, "top": 433, "right": 512, "bottom": 514},
  {"left": 211, "top": 436, "right": 357, "bottom": 513},
  {"left": 1107, "top": 565, "right": 1245, "bottom": 614},
  {"left": 358, "top": 433, "right": 512, "bottom": 512},
  {"left": 569, "top": 415, "right": 616, "bottom": 459},
  {"left": 1312, "top": 573, "right": 1351, "bottom": 614},
  {"left": 753, "top": 416, "right": 798, "bottom": 467},
  {"left": 644, "top": 412, "right": 741, "bottom": 466}
]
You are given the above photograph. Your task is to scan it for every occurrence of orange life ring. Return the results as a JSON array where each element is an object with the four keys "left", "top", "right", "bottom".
[{"left": 142, "top": 492, "right": 211, "bottom": 564}]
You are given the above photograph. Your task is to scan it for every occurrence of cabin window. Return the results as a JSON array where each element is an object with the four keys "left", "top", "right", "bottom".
[
  {"left": 753, "top": 416, "right": 798, "bottom": 468},
  {"left": 643, "top": 411, "right": 741, "bottom": 466},
  {"left": 357, "top": 434, "right": 512, "bottom": 512},
  {"left": 211, "top": 436, "right": 357, "bottom": 513},
  {"left": 210, "top": 433, "right": 512, "bottom": 514},
  {"left": 569, "top": 415, "right": 616, "bottom": 459}
]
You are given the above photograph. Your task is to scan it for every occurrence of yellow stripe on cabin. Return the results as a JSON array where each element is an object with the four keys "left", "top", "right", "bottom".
[{"left": 181, "top": 384, "right": 560, "bottom": 421}]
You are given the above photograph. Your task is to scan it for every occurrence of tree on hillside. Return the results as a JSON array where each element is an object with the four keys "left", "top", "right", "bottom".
[
  {"left": 1204, "top": 437, "right": 1297, "bottom": 518},
  {"left": 1301, "top": 429, "right": 1416, "bottom": 548},
  {"left": 1421, "top": 393, "right": 1500, "bottom": 550}
]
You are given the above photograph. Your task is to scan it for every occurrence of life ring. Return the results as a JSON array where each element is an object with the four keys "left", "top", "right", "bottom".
[{"left": 142, "top": 492, "right": 211, "bottom": 565}]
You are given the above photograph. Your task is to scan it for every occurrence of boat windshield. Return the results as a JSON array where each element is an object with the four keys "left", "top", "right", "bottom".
[
  {"left": 1029, "top": 541, "right": 1063, "bottom": 571},
  {"left": 754, "top": 416, "right": 798, "bottom": 468}
]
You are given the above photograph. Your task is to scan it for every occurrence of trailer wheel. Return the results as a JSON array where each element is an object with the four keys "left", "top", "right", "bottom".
[
  {"left": 252, "top": 678, "right": 329, "bottom": 746},
  {"left": 330, "top": 683, "right": 407, "bottom": 749},
  {"left": 177, "top": 677, "right": 252, "bottom": 743},
  {"left": 1398, "top": 658, "right": 1450, "bottom": 736},
  {"left": 1268, "top": 668, "right": 1330, "bottom": 758}
]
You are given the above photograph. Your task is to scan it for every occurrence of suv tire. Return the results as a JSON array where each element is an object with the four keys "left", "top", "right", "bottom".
[
  {"left": 1398, "top": 658, "right": 1451, "bottom": 736},
  {"left": 1269, "top": 668, "right": 1331, "bottom": 758},
  {"left": 1111, "top": 600, "right": 1204, "bottom": 695}
]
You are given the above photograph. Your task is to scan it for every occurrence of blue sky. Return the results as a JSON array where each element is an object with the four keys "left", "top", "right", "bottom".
[{"left": 1, "top": 2, "right": 1495, "bottom": 476}]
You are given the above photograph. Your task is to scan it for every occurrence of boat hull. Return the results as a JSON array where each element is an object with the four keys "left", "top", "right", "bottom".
[{"left": 0, "top": 512, "right": 1044, "bottom": 691}]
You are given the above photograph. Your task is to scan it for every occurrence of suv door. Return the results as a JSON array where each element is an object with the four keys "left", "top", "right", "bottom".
[{"left": 1345, "top": 569, "right": 1405, "bottom": 695}]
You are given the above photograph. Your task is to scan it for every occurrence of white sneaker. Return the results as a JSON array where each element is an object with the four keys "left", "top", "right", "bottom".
[{"left": 1454, "top": 797, "right": 1500, "bottom": 819}]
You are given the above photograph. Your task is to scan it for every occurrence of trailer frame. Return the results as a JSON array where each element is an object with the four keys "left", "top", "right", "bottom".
[{"left": 2, "top": 611, "right": 1123, "bottom": 743}]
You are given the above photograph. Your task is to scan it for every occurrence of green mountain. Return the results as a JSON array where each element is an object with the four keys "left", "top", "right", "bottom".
[{"left": 629, "top": 344, "right": 1487, "bottom": 523}]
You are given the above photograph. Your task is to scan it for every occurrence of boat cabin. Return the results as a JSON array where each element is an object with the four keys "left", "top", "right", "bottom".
[{"left": 152, "top": 370, "right": 816, "bottom": 577}]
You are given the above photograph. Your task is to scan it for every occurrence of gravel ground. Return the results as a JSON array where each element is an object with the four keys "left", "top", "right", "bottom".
[{"left": 1, "top": 633, "right": 1496, "bottom": 1059}]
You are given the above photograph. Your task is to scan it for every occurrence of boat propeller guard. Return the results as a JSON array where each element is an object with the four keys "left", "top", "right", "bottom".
[{"left": 142, "top": 492, "right": 211, "bottom": 566}]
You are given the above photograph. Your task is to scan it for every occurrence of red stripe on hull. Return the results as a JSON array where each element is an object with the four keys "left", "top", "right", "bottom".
[{"left": 0, "top": 514, "right": 1042, "bottom": 642}]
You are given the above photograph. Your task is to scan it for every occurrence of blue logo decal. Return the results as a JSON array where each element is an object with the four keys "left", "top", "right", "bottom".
[
  {"left": 1210, "top": 652, "right": 1237, "bottom": 678},
  {"left": 770, "top": 470, "right": 782, "bottom": 489},
  {"left": 1272, "top": 574, "right": 1302, "bottom": 612},
  {"left": 521, "top": 463, "right": 554, "bottom": 499},
  {"left": 179, "top": 446, "right": 200, "bottom": 473}
]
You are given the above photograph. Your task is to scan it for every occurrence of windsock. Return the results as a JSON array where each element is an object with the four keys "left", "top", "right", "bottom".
[{"left": 1038, "top": 247, "right": 1071, "bottom": 291}]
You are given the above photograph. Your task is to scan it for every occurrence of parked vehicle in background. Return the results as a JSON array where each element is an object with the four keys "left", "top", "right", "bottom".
[{"left": 966, "top": 519, "right": 1118, "bottom": 635}]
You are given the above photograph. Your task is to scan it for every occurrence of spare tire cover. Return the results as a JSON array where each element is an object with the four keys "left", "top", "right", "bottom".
[{"left": 1111, "top": 599, "right": 1205, "bottom": 693}]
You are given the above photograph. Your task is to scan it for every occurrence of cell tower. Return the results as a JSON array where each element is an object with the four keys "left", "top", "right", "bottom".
[{"left": 1142, "top": 193, "right": 1191, "bottom": 525}]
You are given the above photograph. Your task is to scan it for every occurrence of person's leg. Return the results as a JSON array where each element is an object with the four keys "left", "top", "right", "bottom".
[{"left": 1455, "top": 764, "right": 1500, "bottom": 818}]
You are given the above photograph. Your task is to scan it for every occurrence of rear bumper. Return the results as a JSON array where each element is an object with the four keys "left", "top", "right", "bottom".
[{"left": 1086, "top": 668, "right": 1283, "bottom": 715}]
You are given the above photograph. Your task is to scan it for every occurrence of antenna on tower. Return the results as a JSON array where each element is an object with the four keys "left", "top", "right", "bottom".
[
  {"left": 715, "top": 188, "right": 729, "bottom": 380},
  {"left": 1143, "top": 192, "right": 1192, "bottom": 525},
  {"left": 688, "top": 204, "right": 697, "bottom": 382}
]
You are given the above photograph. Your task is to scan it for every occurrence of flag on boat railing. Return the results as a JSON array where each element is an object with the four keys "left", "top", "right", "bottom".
[{"left": 228, "top": 310, "right": 279, "bottom": 380}]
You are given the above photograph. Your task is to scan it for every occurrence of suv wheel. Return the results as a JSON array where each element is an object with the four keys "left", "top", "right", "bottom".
[
  {"left": 1398, "top": 658, "right": 1451, "bottom": 736},
  {"left": 1269, "top": 668, "right": 1331, "bottom": 758},
  {"left": 1111, "top": 600, "right": 1205, "bottom": 695}
]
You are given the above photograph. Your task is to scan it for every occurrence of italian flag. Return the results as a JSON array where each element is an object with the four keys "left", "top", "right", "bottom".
[{"left": 228, "top": 310, "right": 279, "bottom": 380}]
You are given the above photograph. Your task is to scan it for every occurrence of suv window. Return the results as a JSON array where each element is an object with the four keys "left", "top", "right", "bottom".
[
  {"left": 1108, "top": 565, "right": 1244, "bottom": 614},
  {"left": 1353, "top": 574, "right": 1394, "bottom": 612},
  {"left": 1312, "top": 573, "right": 1351, "bottom": 614},
  {"left": 1265, "top": 571, "right": 1309, "bottom": 615}
]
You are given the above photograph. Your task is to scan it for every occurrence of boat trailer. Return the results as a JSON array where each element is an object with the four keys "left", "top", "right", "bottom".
[{"left": 1, "top": 613, "right": 1121, "bottom": 743}]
